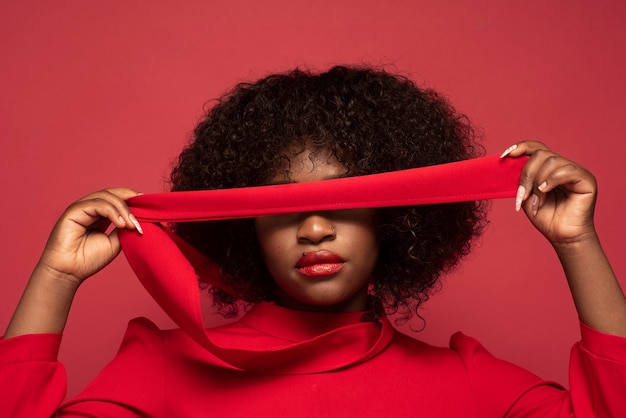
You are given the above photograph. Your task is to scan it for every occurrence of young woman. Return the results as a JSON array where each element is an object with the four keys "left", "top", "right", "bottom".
[{"left": 2, "top": 66, "right": 625, "bottom": 417}]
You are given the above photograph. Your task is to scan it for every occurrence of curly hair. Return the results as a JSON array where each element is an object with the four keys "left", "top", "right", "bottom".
[{"left": 170, "top": 65, "right": 488, "bottom": 320}]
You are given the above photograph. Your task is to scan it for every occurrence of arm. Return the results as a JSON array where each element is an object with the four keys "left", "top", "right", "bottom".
[
  {"left": 503, "top": 141, "right": 626, "bottom": 336},
  {"left": 1, "top": 188, "right": 143, "bottom": 417},
  {"left": 461, "top": 143, "right": 626, "bottom": 417},
  {"left": 4, "top": 188, "right": 143, "bottom": 338}
]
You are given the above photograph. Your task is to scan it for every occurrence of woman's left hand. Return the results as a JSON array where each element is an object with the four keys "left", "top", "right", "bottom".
[{"left": 501, "top": 141, "right": 598, "bottom": 246}]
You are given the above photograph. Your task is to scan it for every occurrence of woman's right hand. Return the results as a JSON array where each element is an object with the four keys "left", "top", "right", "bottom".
[
  {"left": 4, "top": 188, "right": 143, "bottom": 338},
  {"left": 37, "top": 188, "right": 143, "bottom": 289}
]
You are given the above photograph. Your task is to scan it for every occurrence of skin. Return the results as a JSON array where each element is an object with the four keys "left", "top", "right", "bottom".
[
  {"left": 4, "top": 188, "right": 142, "bottom": 338},
  {"left": 505, "top": 141, "right": 626, "bottom": 335},
  {"left": 4, "top": 141, "right": 626, "bottom": 338},
  {"left": 255, "top": 147, "right": 379, "bottom": 312}
]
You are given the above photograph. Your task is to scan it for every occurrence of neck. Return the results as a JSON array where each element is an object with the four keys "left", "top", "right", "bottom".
[{"left": 274, "top": 288, "right": 369, "bottom": 313}]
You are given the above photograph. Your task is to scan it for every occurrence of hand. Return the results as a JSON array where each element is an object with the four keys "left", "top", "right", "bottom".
[
  {"left": 501, "top": 141, "right": 626, "bottom": 336},
  {"left": 501, "top": 141, "right": 597, "bottom": 247},
  {"left": 38, "top": 188, "right": 143, "bottom": 288}
]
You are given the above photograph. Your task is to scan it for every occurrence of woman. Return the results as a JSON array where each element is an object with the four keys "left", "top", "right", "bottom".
[{"left": 2, "top": 66, "right": 624, "bottom": 416}]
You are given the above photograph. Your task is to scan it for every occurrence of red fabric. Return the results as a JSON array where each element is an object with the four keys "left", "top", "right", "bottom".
[
  {"left": 2, "top": 303, "right": 626, "bottom": 417},
  {"left": 0, "top": 333, "right": 65, "bottom": 418},
  {"left": 125, "top": 154, "right": 527, "bottom": 222},
  {"left": 6, "top": 155, "right": 626, "bottom": 415},
  {"left": 117, "top": 155, "right": 526, "bottom": 371}
]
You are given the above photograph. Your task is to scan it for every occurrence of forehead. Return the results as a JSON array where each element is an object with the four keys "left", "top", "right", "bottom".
[{"left": 269, "top": 147, "right": 349, "bottom": 184}]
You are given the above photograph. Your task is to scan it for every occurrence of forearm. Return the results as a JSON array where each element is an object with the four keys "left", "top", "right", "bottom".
[
  {"left": 554, "top": 232, "right": 626, "bottom": 337},
  {"left": 4, "top": 263, "right": 80, "bottom": 338}
]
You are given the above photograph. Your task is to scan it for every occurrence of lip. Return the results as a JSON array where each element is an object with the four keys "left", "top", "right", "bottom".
[{"left": 296, "top": 250, "right": 345, "bottom": 277}]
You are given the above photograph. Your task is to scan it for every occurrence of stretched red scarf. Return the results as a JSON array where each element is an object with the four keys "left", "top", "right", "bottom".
[{"left": 118, "top": 155, "right": 526, "bottom": 373}]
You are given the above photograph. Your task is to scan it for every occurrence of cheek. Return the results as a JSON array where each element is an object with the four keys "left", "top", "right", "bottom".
[
  {"left": 363, "top": 224, "right": 381, "bottom": 269},
  {"left": 346, "top": 223, "right": 380, "bottom": 268},
  {"left": 255, "top": 220, "right": 288, "bottom": 261},
  {"left": 357, "top": 214, "right": 380, "bottom": 251}
]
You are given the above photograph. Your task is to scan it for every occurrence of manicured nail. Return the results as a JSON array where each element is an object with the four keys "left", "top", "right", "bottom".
[
  {"left": 538, "top": 181, "right": 547, "bottom": 191},
  {"left": 118, "top": 215, "right": 125, "bottom": 224},
  {"left": 531, "top": 194, "right": 538, "bottom": 216},
  {"left": 515, "top": 185, "right": 525, "bottom": 212},
  {"left": 500, "top": 144, "right": 518, "bottom": 158},
  {"left": 129, "top": 214, "right": 143, "bottom": 235}
]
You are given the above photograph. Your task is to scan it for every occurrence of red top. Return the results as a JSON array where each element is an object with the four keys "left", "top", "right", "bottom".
[{"left": 1, "top": 302, "right": 625, "bottom": 417}]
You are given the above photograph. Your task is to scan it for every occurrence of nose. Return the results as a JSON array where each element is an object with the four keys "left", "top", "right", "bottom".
[{"left": 297, "top": 213, "right": 336, "bottom": 244}]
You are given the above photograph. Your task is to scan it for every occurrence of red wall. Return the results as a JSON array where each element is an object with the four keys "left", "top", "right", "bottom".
[{"left": 1, "top": 0, "right": 624, "bottom": 397}]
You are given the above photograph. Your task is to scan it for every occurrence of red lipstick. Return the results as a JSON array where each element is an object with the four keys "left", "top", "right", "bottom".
[{"left": 296, "top": 250, "right": 345, "bottom": 277}]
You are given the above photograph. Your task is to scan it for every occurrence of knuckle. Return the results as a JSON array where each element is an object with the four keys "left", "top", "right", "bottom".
[
  {"left": 519, "top": 171, "right": 532, "bottom": 183},
  {"left": 544, "top": 154, "right": 560, "bottom": 165},
  {"left": 550, "top": 163, "right": 577, "bottom": 179},
  {"left": 534, "top": 149, "right": 551, "bottom": 158},
  {"left": 563, "top": 162, "right": 578, "bottom": 172}
]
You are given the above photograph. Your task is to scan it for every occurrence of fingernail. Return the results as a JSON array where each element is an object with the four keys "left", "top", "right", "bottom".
[
  {"left": 129, "top": 214, "right": 143, "bottom": 235},
  {"left": 538, "top": 181, "right": 547, "bottom": 191},
  {"left": 118, "top": 215, "right": 125, "bottom": 225},
  {"left": 531, "top": 194, "right": 538, "bottom": 216},
  {"left": 515, "top": 185, "right": 525, "bottom": 212},
  {"left": 500, "top": 144, "right": 518, "bottom": 158}
]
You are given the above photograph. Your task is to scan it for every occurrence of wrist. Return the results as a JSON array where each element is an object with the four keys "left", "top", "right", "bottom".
[
  {"left": 550, "top": 228, "right": 600, "bottom": 256},
  {"left": 30, "top": 262, "right": 82, "bottom": 297},
  {"left": 4, "top": 264, "right": 81, "bottom": 338}
]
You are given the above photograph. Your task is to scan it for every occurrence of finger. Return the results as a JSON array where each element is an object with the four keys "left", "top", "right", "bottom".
[
  {"left": 501, "top": 142, "right": 553, "bottom": 211},
  {"left": 499, "top": 141, "right": 551, "bottom": 159},
  {"left": 101, "top": 188, "right": 143, "bottom": 234},
  {"left": 91, "top": 216, "right": 113, "bottom": 234},
  {"left": 77, "top": 188, "right": 143, "bottom": 234},
  {"left": 108, "top": 228, "right": 122, "bottom": 254},
  {"left": 525, "top": 153, "right": 564, "bottom": 212},
  {"left": 101, "top": 187, "right": 143, "bottom": 201},
  {"left": 533, "top": 157, "right": 595, "bottom": 196},
  {"left": 514, "top": 148, "right": 555, "bottom": 211},
  {"left": 67, "top": 198, "right": 129, "bottom": 232},
  {"left": 520, "top": 152, "right": 596, "bottom": 217},
  {"left": 523, "top": 192, "right": 540, "bottom": 217}
]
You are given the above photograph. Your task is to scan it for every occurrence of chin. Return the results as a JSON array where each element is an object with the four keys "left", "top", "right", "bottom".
[{"left": 277, "top": 291, "right": 367, "bottom": 313}]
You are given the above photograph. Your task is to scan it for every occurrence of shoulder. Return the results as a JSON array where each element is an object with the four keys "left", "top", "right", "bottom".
[
  {"left": 448, "top": 331, "right": 543, "bottom": 383},
  {"left": 390, "top": 329, "right": 461, "bottom": 359},
  {"left": 388, "top": 330, "right": 558, "bottom": 415},
  {"left": 116, "top": 317, "right": 201, "bottom": 360},
  {"left": 390, "top": 329, "right": 536, "bottom": 371},
  {"left": 386, "top": 329, "right": 546, "bottom": 386},
  {"left": 112, "top": 317, "right": 166, "bottom": 362},
  {"left": 121, "top": 317, "right": 166, "bottom": 347},
  {"left": 377, "top": 329, "right": 469, "bottom": 378}
]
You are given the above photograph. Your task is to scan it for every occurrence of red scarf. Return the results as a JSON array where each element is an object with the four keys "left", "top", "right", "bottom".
[{"left": 118, "top": 155, "right": 526, "bottom": 373}]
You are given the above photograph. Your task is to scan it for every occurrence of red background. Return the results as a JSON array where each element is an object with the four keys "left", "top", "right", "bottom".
[{"left": 1, "top": 1, "right": 624, "bottom": 397}]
